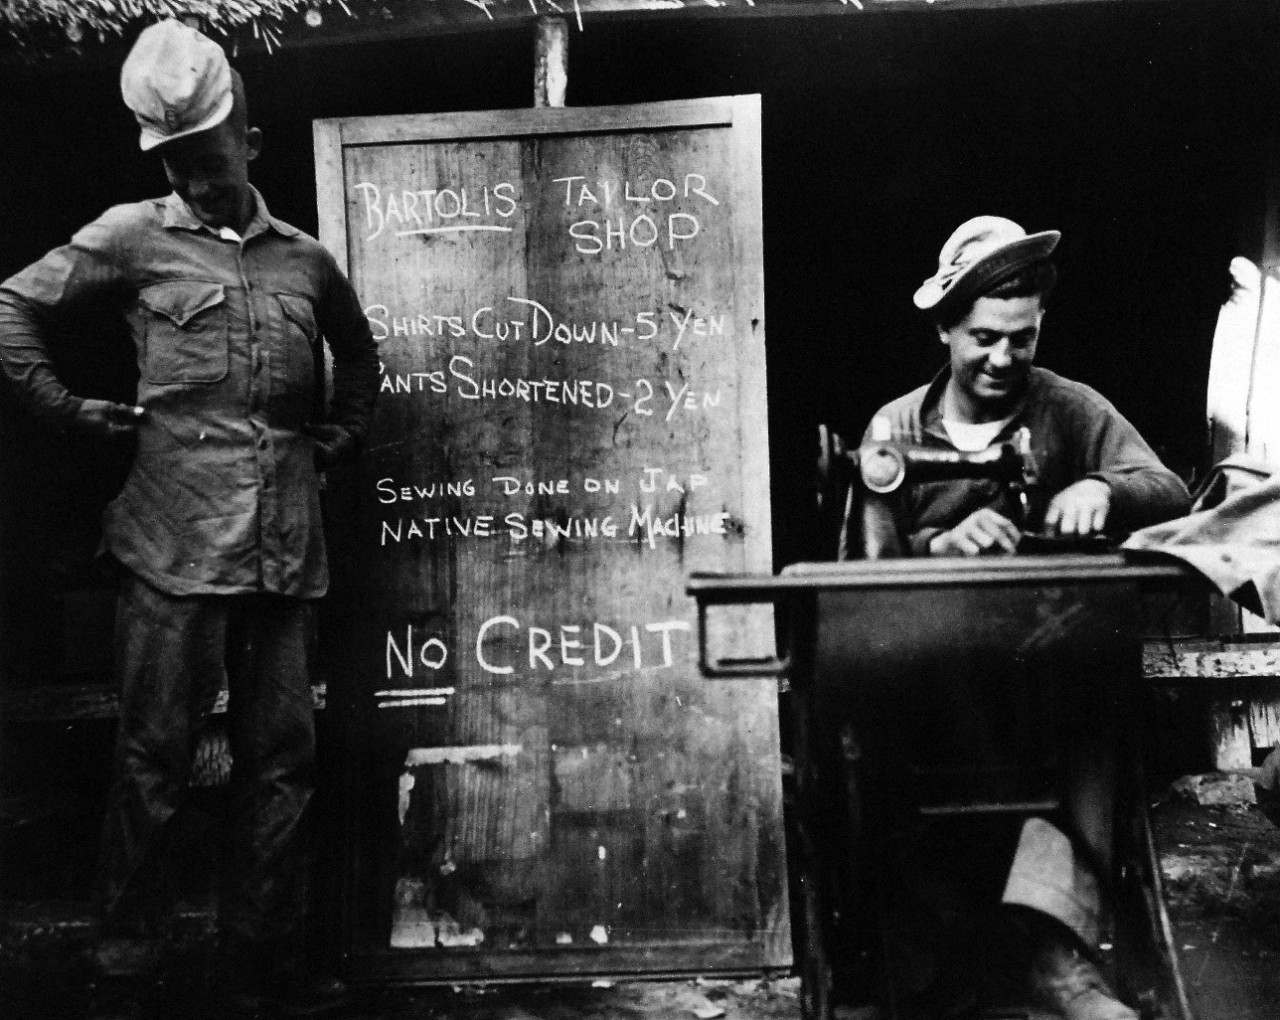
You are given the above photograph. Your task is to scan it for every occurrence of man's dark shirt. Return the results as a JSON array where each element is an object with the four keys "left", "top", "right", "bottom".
[{"left": 857, "top": 366, "right": 1190, "bottom": 555}]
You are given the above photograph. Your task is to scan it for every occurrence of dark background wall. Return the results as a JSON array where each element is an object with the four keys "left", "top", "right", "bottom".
[{"left": 2, "top": 0, "right": 1277, "bottom": 683}]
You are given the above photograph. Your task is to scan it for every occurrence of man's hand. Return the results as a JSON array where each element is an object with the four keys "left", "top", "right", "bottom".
[
  {"left": 75, "top": 399, "right": 144, "bottom": 438},
  {"left": 929, "top": 507, "right": 1021, "bottom": 557},
  {"left": 1043, "top": 478, "right": 1111, "bottom": 536},
  {"left": 304, "top": 423, "right": 354, "bottom": 471}
]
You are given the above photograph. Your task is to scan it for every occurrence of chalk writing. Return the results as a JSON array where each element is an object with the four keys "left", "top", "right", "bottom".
[
  {"left": 354, "top": 180, "right": 519, "bottom": 240},
  {"left": 378, "top": 370, "right": 445, "bottom": 394},
  {"left": 567, "top": 213, "right": 700, "bottom": 255},
  {"left": 386, "top": 630, "right": 450, "bottom": 678},
  {"left": 380, "top": 516, "right": 500, "bottom": 543},
  {"left": 554, "top": 173, "right": 720, "bottom": 256},
  {"left": 474, "top": 617, "right": 691, "bottom": 675},
  {"left": 639, "top": 468, "right": 709, "bottom": 493},
  {"left": 380, "top": 513, "right": 619, "bottom": 546},
  {"left": 663, "top": 380, "right": 723, "bottom": 420},
  {"left": 371, "top": 470, "right": 712, "bottom": 518},
  {"left": 384, "top": 618, "right": 692, "bottom": 679},
  {"left": 376, "top": 357, "right": 724, "bottom": 417},
  {"left": 447, "top": 357, "right": 614, "bottom": 406},
  {"left": 552, "top": 174, "right": 719, "bottom": 208},
  {"left": 376, "top": 686, "right": 456, "bottom": 709},
  {"left": 376, "top": 478, "right": 477, "bottom": 503},
  {"left": 668, "top": 307, "right": 726, "bottom": 350},
  {"left": 493, "top": 476, "right": 620, "bottom": 496},
  {"left": 379, "top": 508, "right": 731, "bottom": 547},
  {"left": 366, "top": 300, "right": 661, "bottom": 347},
  {"left": 629, "top": 505, "right": 734, "bottom": 549}
]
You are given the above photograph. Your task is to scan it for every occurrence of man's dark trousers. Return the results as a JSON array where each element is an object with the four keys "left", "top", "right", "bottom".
[{"left": 99, "top": 570, "right": 317, "bottom": 946}]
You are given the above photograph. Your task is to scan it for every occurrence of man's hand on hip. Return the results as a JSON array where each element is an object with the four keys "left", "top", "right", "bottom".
[
  {"left": 929, "top": 507, "right": 1021, "bottom": 557},
  {"left": 304, "top": 423, "right": 354, "bottom": 471},
  {"left": 75, "top": 399, "right": 144, "bottom": 438},
  {"left": 1044, "top": 478, "right": 1111, "bottom": 536}
]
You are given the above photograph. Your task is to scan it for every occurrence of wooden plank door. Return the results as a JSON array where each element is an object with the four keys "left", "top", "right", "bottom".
[{"left": 313, "top": 96, "right": 788, "bottom": 982}]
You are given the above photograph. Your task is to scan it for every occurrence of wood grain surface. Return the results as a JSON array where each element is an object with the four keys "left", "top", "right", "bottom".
[{"left": 313, "top": 96, "right": 788, "bottom": 981}]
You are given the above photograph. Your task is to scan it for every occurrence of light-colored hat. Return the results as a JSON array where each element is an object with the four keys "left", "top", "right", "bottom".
[
  {"left": 120, "top": 19, "right": 233, "bottom": 152},
  {"left": 913, "top": 215, "right": 1060, "bottom": 314}
]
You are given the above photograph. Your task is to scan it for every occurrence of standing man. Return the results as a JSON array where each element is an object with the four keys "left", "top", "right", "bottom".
[
  {"left": 848, "top": 216, "right": 1189, "bottom": 1020},
  {"left": 0, "top": 20, "right": 378, "bottom": 1018}
]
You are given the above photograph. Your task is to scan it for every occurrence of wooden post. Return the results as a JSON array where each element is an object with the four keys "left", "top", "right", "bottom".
[{"left": 534, "top": 16, "right": 568, "bottom": 108}]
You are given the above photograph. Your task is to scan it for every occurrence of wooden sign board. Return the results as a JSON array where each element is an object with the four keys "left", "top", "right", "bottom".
[{"left": 313, "top": 96, "right": 788, "bottom": 982}]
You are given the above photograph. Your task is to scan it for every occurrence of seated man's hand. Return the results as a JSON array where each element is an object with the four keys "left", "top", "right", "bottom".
[
  {"left": 304, "top": 423, "right": 354, "bottom": 471},
  {"left": 75, "top": 398, "right": 144, "bottom": 438},
  {"left": 929, "top": 507, "right": 1021, "bottom": 557},
  {"left": 1043, "top": 478, "right": 1111, "bottom": 536}
]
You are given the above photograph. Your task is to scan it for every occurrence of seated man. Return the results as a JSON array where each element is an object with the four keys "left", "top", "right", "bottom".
[{"left": 845, "top": 216, "right": 1190, "bottom": 1020}]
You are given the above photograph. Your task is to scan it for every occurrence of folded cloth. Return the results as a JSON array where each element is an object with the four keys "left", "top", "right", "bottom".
[{"left": 1123, "top": 455, "right": 1280, "bottom": 623}]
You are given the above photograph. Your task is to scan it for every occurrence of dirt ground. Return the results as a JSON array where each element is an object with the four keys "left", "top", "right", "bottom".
[
  {"left": 2, "top": 798, "right": 1278, "bottom": 1020},
  {"left": 1155, "top": 800, "right": 1280, "bottom": 1020}
]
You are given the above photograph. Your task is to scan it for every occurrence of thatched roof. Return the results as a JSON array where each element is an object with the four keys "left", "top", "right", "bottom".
[
  {"left": 0, "top": 0, "right": 1080, "bottom": 64},
  {"left": 0, "top": 0, "right": 878, "bottom": 60},
  {"left": 0, "top": 0, "right": 355, "bottom": 57}
]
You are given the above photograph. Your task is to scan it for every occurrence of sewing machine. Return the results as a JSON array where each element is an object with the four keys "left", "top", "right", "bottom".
[
  {"left": 819, "top": 422, "right": 1114, "bottom": 561},
  {"left": 690, "top": 423, "right": 1195, "bottom": 1020}
]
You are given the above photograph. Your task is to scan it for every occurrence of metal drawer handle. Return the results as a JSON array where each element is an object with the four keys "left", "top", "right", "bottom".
[{"left": 695, "top": 597, "right": 790, "bottom": 679}]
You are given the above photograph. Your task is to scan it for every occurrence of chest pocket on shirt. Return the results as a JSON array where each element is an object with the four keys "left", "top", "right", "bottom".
[
  {"left": 139, "top": 280, "right": 228, "bottom": 385},
  {"left": 276, "top": 292, "right": 320, "bottom": 397}
]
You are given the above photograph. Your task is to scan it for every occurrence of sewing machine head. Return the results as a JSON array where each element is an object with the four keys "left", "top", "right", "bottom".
[
  {"left": 818, "top": 423, "right": 1044, "bottom": 560},
  {"left": 858, "top": 424, "right": 1039, "bottom": 519}
]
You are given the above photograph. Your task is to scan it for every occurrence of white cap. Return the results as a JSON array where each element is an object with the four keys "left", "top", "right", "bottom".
[{"left": 120, "top": 20, "right": 233, "bottom": 152}]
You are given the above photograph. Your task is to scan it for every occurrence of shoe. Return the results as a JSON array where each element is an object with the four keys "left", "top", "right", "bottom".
[{"left": 1029, "top": 936, "right": 1137, "bottom": 1020}]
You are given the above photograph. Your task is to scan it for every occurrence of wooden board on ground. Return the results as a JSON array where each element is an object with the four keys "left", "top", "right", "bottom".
[{"left": 313, "top": 96, "right": 788, "bottom": 982}]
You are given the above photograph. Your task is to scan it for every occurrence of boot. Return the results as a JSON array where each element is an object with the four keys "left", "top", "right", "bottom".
[{"left": 1027, "top": 919, "right": 1136, "bottom": 1020}]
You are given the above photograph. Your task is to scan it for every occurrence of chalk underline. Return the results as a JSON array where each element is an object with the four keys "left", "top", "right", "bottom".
[{"left": 393, "top": 225, "right": 514, "bottom": 236}]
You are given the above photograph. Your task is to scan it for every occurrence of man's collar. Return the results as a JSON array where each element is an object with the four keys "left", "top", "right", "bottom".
[
  {"left": 161, "top": 187, "right": 299, "bottom": 239},
  {"left": 919, "top": 364, "right": 1038, "bottom": 441}
]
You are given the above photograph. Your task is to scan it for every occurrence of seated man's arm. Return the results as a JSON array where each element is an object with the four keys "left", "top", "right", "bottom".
[{"left": 1057, "top": 397, "right": 1191, "bottom": 535}]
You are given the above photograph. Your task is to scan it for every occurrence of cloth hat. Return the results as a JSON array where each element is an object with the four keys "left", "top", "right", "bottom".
[
  {"left": 121, "top": 19, "right": 233, "bottom": 152},
  {"left": 913, "top": 215, "right": 1060, "bottom": 314}
]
